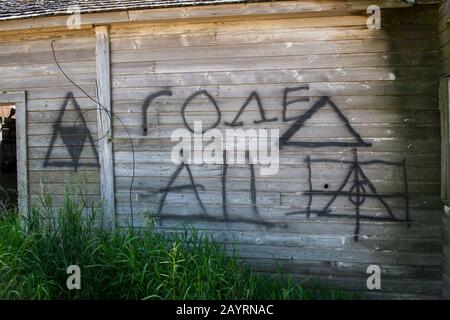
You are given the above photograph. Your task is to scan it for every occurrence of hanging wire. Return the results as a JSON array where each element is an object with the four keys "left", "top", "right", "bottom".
[{"left": 50, "top": 40, "right": 135, "bottom": 230}]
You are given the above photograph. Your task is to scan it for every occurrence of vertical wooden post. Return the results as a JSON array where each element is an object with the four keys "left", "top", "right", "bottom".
[
  {"left": 440, "top": 1, "right": 450, "bottom": 299},
  {"left": 440, "top": 77, "right": 450, "bottom": 200},
  {"left": 95, "top": 25, "right": 115, "bottom": 229},
  {"left": 441, "top": 77, "right": 450, "bottom": 299},
  {"left": 15, "top": 92, "right": 29, "bottom": 221}
]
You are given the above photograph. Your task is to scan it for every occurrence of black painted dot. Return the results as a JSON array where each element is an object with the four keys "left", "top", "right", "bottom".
[{"left": 324, "top": 184, "right": 329, "bottom": 189}]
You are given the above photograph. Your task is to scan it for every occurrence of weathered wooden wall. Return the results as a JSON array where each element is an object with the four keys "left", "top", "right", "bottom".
[
  {"left": 110, "top": 5, "right": 441, "bottom": 298},
  {"left": 0, "top": 1, "right": 443, "bottom": 299},
  {"left": 0, "top": 29, "right": 101, "bottom": 210},
  {"left": 439, "top": 0, "right": 450, "bottom": 300}
]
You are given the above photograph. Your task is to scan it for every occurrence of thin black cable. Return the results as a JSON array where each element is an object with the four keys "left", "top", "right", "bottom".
[{"left": 50, "top": 40, "right": 135, "bottom": 230}]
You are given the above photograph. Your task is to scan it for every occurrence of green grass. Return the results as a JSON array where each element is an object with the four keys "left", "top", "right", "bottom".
[{"left": 0, "top": 189, "right": 359, "bottom": 300}]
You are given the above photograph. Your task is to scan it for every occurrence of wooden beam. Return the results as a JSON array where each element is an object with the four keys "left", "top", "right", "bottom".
[
  {"left": 0, "top": 0, "right": 426, "bottom": 33},
  {"left": 15, "top": 93, "right": 28, "bottom": 221},
  {"left": 0, "top": 91, "right": 28, "bottom": 220},
  {"left": 440, "top": 77, "right": 450, "bottom": 200},
  {"left": 95, "top": 25, "right": 115, "bottom": 229}
]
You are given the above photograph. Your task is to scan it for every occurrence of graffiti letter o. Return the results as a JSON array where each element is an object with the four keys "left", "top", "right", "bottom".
[{"left": 181, "top": 90, "right": 221, "bottom": 133}]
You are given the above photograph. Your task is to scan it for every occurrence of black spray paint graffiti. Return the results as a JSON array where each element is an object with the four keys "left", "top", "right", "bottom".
[
  {"left": 44, "top": 92, "right": 100, "bottom": 171},
  {"left": 224, "top": 91, "right": 278, "bottom": 127},
  {"left": 221, "top": 150, "right": 268, "bottom": 224},
  {"left": 286, "top": 149, "right": 411, "bottom": 241},
  {"left": 142, "top": 89, "right": 284, "bottom": 228},
  {"left": 182, "top": 90, "right": 222, "bottom": 133},
  {"left": 279, "top": 96, "right": 372, "bottom": 148},
  {"left": 39, "top": 81, "right": 412, "bottom": 243},
  {"left": 39, "top": 84, "right": 413, "bottom": 240},
  {"left": 142, "top": 90, "right": 172, "bottom": 136},
  {"left": 282, "top": 85, "right": 310, "bottom": 122},
  {"left": 142, "top": 89, "right": 279, "bottom": 135},
  {"left": 141, "top": 87, "right": 371, "bottom": 148},
  {"left": 156, "top": 150, "right": 283, "bottom": 228},
  {"left": 139, "top": 86, "right": 411, "bottom": 239},
  {"left": 157, "top": 158, "right": 208, "bottom": 217}
]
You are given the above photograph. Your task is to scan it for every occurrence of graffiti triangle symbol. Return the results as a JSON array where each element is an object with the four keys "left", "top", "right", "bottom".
[
  {"left": 43, "top": 92, "right": 100, "bottom": 171},
  {"left": 299, "top": 149, "right": 410, "bottom": 241},
  {"left": 279, "top": 96, "right": 372, "bottom": 148}
]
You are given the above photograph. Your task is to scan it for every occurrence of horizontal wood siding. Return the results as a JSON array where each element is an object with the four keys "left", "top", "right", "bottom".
[
  {"left": 110, "top": 5, "right": 441, "bottom": 298},
  {"left": 0, "top": 29, "right": 101, "bottom": 210},
  {"left": 0, "top": 1, "right": 443, "bottom": 298}
]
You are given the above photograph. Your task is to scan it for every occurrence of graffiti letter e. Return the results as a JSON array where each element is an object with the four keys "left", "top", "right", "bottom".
[
  {"left": 367, "top": 5, "right": 381, "bottom": 30},
  {"left": 366, "top": 265, "right": 381, "bottom": 290},
  {"left": 66, "top": 265, "right": 81, "bottom": 290}
]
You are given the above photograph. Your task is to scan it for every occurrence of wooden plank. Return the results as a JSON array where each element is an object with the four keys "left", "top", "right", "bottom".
[
  {"left": 112, "top": 175, "right": 439, "bottom": 195},
  {"left": 29, "top": 182, "right": 100, "bottom": 195},
  {"left": 16, "top": 92, "right": 29, "bottom": 217},
  {"left": 0, "top": 1, "right": 419, "bottom": 33},
  {"left": 111, "top": 53, "right": 438, "bottom": 76},
  {"left": 215, "top": 26, "right": 438, "bottom": 45},
  {"left": 150, "top": 52, "right": 440, "bottom": 74},
  {"left": 111, "top": 67, "right": 439, "bottom": 86},
  {"left": 95, "top": 25, "right": 115, "bottom": 229},
  {"left": 242, "top": 257, "right": 441, "bottom": 282},
  {"left": 0, "top": 48, "right": 95, "bottom": 67},
  {"left": 112, "top": 137, "right": 441, "bottom": 153},
  {"left": 0, "top": 28, "right": 95, "bottom": 44},
  {"left": 29, "top": 194, "right": 99, "bottom": 207},
  {"left": 113, "top": 122, "right": 440, "bottom": 137},
  {"left": 0, "top": 37, "right": 94, "bottom": 55},
  {"left": 116, "top": 212, "right": 440, "bottom": 233},
  {"left": 114, "top": 200, "right": 440, "bottom": 224},
  {"left": 113, "top": 150, "right": 440, "bottom": 165},
  {"left": 110, "top": 109, "right": 440, "bottom": 126},
  {"left": 0, "top": 74, "right": 96, "bottom": 90},
  {"left": 0, "top": 62, "right": 96, "bottom": 80},
  {"left": 110, "top": 40, "right": 436, "bottom": 64},
  {"left": 440, "top": 77, "right": 449, "bottom": 199},
  {"left": 109, "top": 28, "right": 436, "bottom": 51},
  {"left": 25, "top": 86, "right": 97, "bottom": 100},
  {"left": 111, "top": 82, "right": 437, "bottom": 101},
  {"left": 110, "top": 19, "right": 436, "bottom": 40},
  {"left": 132, "top": 227, "right": 441, "bottom": 254},
  {"left": 28, "top": 170, "right": 100, "bottom": 184},
  {"left": 104, "top": 95, "right": 439, "bottom": 111}
]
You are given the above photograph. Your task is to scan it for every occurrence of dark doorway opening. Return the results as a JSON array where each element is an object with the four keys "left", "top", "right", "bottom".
[{"left": 0, "top": 104, "right": 17, "bottom": 209}]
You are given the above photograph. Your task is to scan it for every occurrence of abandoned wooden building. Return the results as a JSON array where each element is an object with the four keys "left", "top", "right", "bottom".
[{"left": 0, "top": 0, "right": 449, "bottom": 299}]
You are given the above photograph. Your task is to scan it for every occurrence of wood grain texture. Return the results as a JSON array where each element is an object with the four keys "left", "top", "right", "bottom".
[
  {"left": 0, "top": 0, "right": 426, "bottom": 33},
  {"left": 95, "top": 25, "right": 116, "bottom": 229},
  {"left": 0, "top": 32, "right": 101, "bottom": 210},
  {"left": 108, "top": 4, "right": 442, "bottom": 298},
  {"left": 0, "top": 0, "right": 443, "bottom": 298},
  {"left": 440, "top": 0, "right": 450, "bottom": 300}
]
